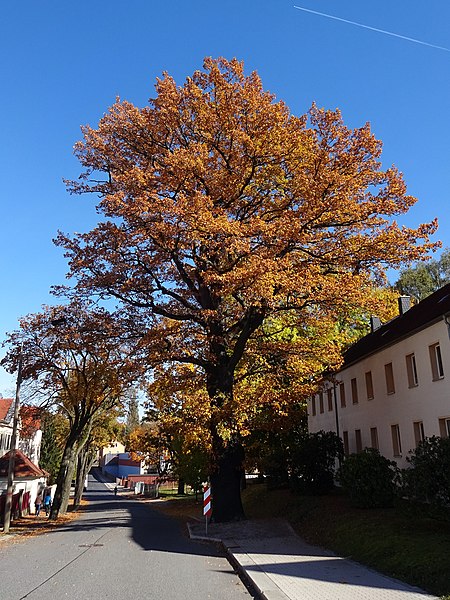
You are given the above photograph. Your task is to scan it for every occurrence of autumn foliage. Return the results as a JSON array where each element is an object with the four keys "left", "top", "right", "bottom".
[
  {"left": 55, "top": 58, "right": 437, "bottom": 521},
  {"left": 2, "top": 300, "right": 142, "bottom": 517}
]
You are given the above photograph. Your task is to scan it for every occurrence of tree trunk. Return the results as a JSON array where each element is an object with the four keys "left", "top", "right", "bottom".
[
  {"left": 49, "top": 440, "right": 77, "bottom": 519},
  {"left": 210, "top": 431, "right": 245, "bottom": 522},
  {"left": 73, "top": 446, "right": 93, "bottom": 508},
  {"left": 177, "top": 478, "right": 185, "bottom": 495},
  {"left": 206, "top": 308, "right": 265, "bottom": 522},
  {"left": 208, "top": 368, "right": 246, "bottom": 523}
]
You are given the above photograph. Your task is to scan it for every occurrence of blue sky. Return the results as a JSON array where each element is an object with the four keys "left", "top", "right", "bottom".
[{"left": 1, "top": 1, "right": 449, "bottom": 392}]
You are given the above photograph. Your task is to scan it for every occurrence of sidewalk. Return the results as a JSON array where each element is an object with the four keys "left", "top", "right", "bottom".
[{"left": 188, "top": 519, "right": 437, "bottom": 600}]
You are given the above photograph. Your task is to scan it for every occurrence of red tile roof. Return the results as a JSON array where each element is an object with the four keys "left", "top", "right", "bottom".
[
  {"left": 0, "top": 398, "right": 13, "bottom": 422},
  {"left": 0, "top": 449, "right": 48, "bottom": 478}
]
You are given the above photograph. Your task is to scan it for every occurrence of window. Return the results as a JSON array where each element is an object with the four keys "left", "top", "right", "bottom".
[
  {"left": 406, "top": 353, "right": 419, "bottom": 388},
  {"left": 391, "top": 424, "right": 402, "bottom": 456},
  {"left": 343, "top": 431, "right": 349, "bottom": 456},
  {"left": 385, "top": 362, "right": 395, "bottom": 395},
  {"left": 413, "top": 421, "right": 425, "bottom": 446},
  {"left": 355, "top": 429, "right": 362, "bottom": 453},
  {"left": 339, "top": 382, "right": 346, "bottom": 408},
  {"left": 365, "top": 371, "right": 374, "bottom": 400},
  {"left": 351, "top": 378, "right": 358, "bottom": 404},
  {"left": 429, "top": 343, "right": 444, "bottom": 380},
  {"left": 311, "top": 396, "right": 316, "bottom": 417},
  {"left": 438, "top": 418, "right": 450, "bottom": 438},
  {"left": 370, "top": 427, "right": 379, "bottom": 450},
  {"left": 319, "top": 392, "right": 324, "bottom": 414},
  {"left": 327, "top": 388, "right": 333, "bottom": 412}
]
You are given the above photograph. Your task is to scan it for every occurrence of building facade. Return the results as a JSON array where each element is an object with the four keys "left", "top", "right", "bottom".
[
  {"left": 308, "top": 285, "right": 450, "bottom": 468},
  {"left": 0, "top": 399, "right": 42, "bottom": 465},
  {"left": 0, "top": 398, "right": 14, "bottom": 459}
]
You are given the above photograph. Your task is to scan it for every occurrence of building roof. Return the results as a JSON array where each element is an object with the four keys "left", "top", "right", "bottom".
[
  {"left": 0, "top": 398, "right": 14, "bottom": 423},
  {"left": 343, "top": 283, "right": 450, "bottom": 367},
  {"left": 0, "top": 449, "right": 48, "bottom": 479}
]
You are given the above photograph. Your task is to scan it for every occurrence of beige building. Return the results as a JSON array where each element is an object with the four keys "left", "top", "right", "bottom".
[{"left": 308, "top": 285, "right": 450, "bottom": 468}]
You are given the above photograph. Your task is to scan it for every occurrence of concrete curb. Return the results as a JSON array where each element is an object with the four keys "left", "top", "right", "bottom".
[
  {"left": 225, "top": 544, "right": 290, "bottom": 600},
  {"left": 187, "top": 523, "right": 289, "bottom": 600}
]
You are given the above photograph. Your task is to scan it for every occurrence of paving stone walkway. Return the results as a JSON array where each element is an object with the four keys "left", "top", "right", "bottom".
[{"left": 188, "top": 519, "right": 437, "bottom": 600}]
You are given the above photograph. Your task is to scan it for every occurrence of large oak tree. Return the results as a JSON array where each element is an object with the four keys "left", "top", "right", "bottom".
[{"left": 57, "top": 58, "right": 436, "bottom": 521}]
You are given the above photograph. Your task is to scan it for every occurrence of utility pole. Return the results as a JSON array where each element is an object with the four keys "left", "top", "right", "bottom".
[{"left": 3, "top": 351, "right": 23, "bottom": 533}]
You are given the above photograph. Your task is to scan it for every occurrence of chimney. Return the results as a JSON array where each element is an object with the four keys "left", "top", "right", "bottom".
[
  {"left": 398, "top": 296, "right": 411, "bottom": 315},
  {"left": 370, "top": 315, "right": 382, "bottom": 332}
]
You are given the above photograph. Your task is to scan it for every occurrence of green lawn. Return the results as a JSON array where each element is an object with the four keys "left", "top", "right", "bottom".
[{"left": 242, "top": 484, "right": 450, "bottom": 598}]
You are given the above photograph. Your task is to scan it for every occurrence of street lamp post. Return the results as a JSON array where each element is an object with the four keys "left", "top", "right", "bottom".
[{"left": 3, "top": 350, "right": 23, "bottom": 533}]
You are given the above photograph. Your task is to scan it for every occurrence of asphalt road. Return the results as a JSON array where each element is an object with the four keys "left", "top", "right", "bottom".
[{"left": 0, "top": 475, "right": 254, "bottom": 600}]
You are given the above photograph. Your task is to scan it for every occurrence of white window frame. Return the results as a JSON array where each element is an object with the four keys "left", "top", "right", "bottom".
[
  {"left": 351, "top": 378, "right": 358, "bottom": 404},
  {"left": 370, "top": 427, "right": 379, "bottom": 450},
  {"left": 343, "top": 431, "right": 349, "bottom": 456},
  {"left": 406, "top": 353, "right": 419, "bottom": 388},
  {"left": 355, "top": 429, "right": 362, "bottom": 453},
  {"left": 365, "top": 371, "right": 374, "bottom": 400},
  {"left": 413, "top": 421, "right": 425, "bottom": 446},
  {"left": 391, "top": 424, "right": 402, "bottom": 457},
  {"left": 385, "top": 362, "right": 395, "bottom": 395},
  {"left": 327, "top": 388, "right": 333, "bottom": 412},
  {"left": 429, "top": 343, "right": 444, "bottom": 381},
  {"left": 439, "top": 417, "right": 450, "bottom": 438},
  {"left": 339, "top": 382, "right": 346, "bottom": 408}
]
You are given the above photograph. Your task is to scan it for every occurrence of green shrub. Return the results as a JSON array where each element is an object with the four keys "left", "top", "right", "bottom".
[
  {"left": 404, "top": 436, "right": 450, "bottom": 508},
  {"left": 289, "top": 430, "right": 343, "bottom": 495},
  {"left": 338, "top": 448, "right": 398, "bottom": 508}
]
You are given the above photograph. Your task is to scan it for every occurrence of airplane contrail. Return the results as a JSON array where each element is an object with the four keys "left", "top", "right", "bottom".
[{"left": 293, "top": 5, "right": 450, "bottom": 52}]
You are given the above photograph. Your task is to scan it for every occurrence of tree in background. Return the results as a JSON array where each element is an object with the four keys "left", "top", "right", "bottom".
[
  {"left": 56, "top": 58, "right": 437, "bottom": 521},
  {"left": 125, "top": 387, "right": 140, "bottom": 435},
  {"left": 245, "top": 402, "right": 307, "bottom": 489},
  {"left": 126, "top": 422, "right": 169, "bottom": 477},
  {"left": 395, "top": 248, "right": 450, "bottom": 302},
  {"left": 128, "top": 379, "right": 210, "bottom": 496},
  {"left": 39, "top": 411, "right": 67, "bottom": 484},
  {"left": 73, "top": 409, "right": 125, "bottom": 508},
  {"left": 1, "top": 300, "right": 142, "bottom": 518}
]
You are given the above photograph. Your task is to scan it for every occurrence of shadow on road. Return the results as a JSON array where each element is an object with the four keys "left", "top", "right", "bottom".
[{"left": 57, "top": 483, "right": 223, "bottom": 559}]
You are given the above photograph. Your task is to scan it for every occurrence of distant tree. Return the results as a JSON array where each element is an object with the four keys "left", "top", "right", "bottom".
[
  {"left": 73, "top": 410, "right": 125, "bottom": 508},
  {"left": 245, "top": 402, "right": 307, "bottom": 490},
  {"left": 125, "top": 388, "right": 140, "bottom": 434},
  {"left": 126, "top": 422, "right": 169, "bottom": 477},
  {"left": 395, "top": 249, "right": 450, "bottom": 302},
  {"left": 39, "top": 411, "right": 67, "bottom": 485}
]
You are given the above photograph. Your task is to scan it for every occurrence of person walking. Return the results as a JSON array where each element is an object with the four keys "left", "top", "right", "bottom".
[
  {"left": 44, "top": 491, "right": 52, "bottom": 516},
  {"left": 35, "top": 492, "right": 43, "bottom": 516},
  {"left": 114, "top": 486, "right": 118, "bottom": 496}
]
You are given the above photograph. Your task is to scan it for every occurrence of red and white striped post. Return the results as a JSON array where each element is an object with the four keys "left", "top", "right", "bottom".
[{"left": 203, "top": 485, "right": 212, "bottom": 534}]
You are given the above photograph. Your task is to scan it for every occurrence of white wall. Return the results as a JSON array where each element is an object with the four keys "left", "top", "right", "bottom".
[{"left": 309, "top": 318, "right": 450, "bottom": 467}]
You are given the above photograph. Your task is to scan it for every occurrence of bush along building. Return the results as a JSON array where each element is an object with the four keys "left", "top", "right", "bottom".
[{"left": 308, "top": 284, "right": 450, "bottom": 468}]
